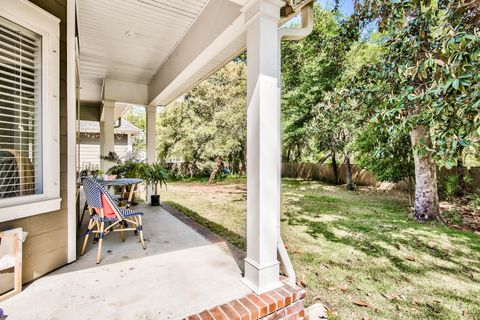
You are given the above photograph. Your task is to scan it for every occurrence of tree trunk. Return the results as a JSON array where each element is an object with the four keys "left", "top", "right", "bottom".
[
  {"left": 295, "top": 145, "right": 302, "bottom": 162},
  {"left": 332, "top": 151, "right": 339, "bottom": 185},
  {"left": 317, "top": 152, "right": 331, "bottom": 164},
  {"left": 188, "top": 163, "right": 194, "bottom": 178},
  {"left": 344, "top": 154, "right": 354, "bottom": 191},
  {"left": 456, "top": 145, "right": 465, "bottom": 196},
  {"left": 240, "top": 150, "right": 246, "bottom": 177},
  {"left": 408, "top": 175, "right": 414, "bottom": 205},
  {"left": 208, "top": 157, "right": 222, "bottom": 184},
  {"left": 410, "top": 125, "right": 440, "bottom": 221}
]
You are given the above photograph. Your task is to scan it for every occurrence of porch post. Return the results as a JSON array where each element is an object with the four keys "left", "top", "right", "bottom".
[
  {"left": 146, "top": 105, "right": 157, "bottom": 164},
  {"left": 127, "top": 133, "right": 132, "bottom": 154},
  {"left": 100, "top": 99, "right": 115, "bottom": 171},
  {"left": 242, "top": 0, "right": 284, "bottom": 294}
]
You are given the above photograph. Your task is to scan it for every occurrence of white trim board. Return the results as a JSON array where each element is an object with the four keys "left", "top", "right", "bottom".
[
  {"left": 0, "top": 0, "right": 61, "bottom": 218},
  {"left": 0, "top": 198, "right": 62, "bottom": 223},
  {"left": 67, "top": 0, "right": 77, "bottom": 263}
]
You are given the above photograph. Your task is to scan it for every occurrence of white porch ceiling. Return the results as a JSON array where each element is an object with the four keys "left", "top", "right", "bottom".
[
  {"left": 77, "top": 0, "right": 307, "bottom": 108},
  {"left": 77, "top": 0, "right": 210, "bottom": 103}
]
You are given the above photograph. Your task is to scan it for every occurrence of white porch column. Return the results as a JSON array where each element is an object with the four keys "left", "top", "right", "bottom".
[
  {"left": 100, "top": 100, "right": 115, "bottom": 171},
  {"left": 127, "top": 133, "right": 132, "bottom": 154},
  {"left": 242, "top": 0, "right": 284, "bottom": 294},
  {"left": 146, "top": 105, "right": 157, "bottom": 164}
]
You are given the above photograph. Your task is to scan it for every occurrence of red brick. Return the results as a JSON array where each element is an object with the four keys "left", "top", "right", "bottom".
[
  {"left": 298, "top": 290, "right": 306, "bottom": 300},
  {"left": 264, "top": 313, "right": 279, "bottom": 320},
  {"left": 281, "top": 286, "right": 299, "bottom": 302},
  {"left": 220, "top": 303, "right": 240, "bottom": 320},
  {"left": 286, "top": 312, "right": 299, "bottom": 320},
  {"left": 268, "top": 291, "right": 285, "bottom": 309},
  {"left": 184, "top": 285, "right": 307, "bottom": 320},
  {"left": 199, "top": 310, "right": 215, "bottom": 320},
  {"left": 246, "top": 294, "right": 269, "bottom": 317},
  {"left": 275, "top": 309, "right": 287, "bottom": 319},
  {"left": 279, "top": 288, "right": 295, "bottom": 305},
  {"left": 229, "top": 300, "right": 250, "bottom": 320},
  {"left": 275, "top": 288, "right": 292, "bottom": 306},
  {"left": 209, "top": 306, "right": 227, "bottom": 320},
  {"left": 259, "top": 293, "right": 277, "bottom": 313},
  {"left": 286, "top": 301, "right": 304, "bottom": 315},
  {"left": 298, "top": 309, "right": 305, "bottom": 319},
  {"left": 239, "top": 297, "right": 259, "bottom": 319}
]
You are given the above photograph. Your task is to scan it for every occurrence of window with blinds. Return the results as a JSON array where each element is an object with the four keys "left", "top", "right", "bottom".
[{"left": 0, "top": 16, "right": 42, "bottom": 199}]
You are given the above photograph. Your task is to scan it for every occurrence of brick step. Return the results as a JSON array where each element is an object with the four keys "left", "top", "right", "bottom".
[{"left": 185, "top": 284, "right": 307, "bottom": 320}]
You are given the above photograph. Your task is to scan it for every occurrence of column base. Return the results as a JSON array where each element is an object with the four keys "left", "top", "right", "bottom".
[{"left": 242, "top": 258, "right": 283, "bottom": 294}]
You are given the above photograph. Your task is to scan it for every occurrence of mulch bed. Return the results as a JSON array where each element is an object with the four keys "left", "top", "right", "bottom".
[{"left": 440, "top": 200, "right": 480, "bottom": 234}]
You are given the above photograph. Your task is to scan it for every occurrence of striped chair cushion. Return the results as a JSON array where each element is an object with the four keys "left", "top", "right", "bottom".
[{"left": 91, "top": 209, "right": 143, "bottom": 222}]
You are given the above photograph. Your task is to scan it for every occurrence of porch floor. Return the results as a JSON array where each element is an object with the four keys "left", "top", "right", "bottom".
[{"left": 1, "top": 204, "right": 251, "bottom": 319}]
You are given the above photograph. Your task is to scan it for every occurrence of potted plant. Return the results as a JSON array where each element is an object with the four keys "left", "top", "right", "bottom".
[
  {"left": 143, "top": 162, "right": 168, "bottom": 206},
  {"left": 95, "top": 170, "right": 105, "bottom": 181}
]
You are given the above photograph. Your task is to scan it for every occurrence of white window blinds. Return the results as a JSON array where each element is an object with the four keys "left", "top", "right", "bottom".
[{"left": 0, "top": 16, "right": 42, "bottom": 199}]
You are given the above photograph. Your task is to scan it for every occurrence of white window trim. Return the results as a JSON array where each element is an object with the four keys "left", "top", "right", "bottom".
[{"left": 0, "top": 0, "right": 61, "bottom": 221}]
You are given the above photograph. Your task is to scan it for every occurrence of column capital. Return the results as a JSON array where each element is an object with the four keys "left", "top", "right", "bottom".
[
  {"left": 101, "top": 100, "right": 115, "bottom": 122},
  {"left": 101, "top": 99, "right": 116, "bottom": 109},
  {"left": 146, "top": 104, "right": 158, "bottom": 113},
  {"left": 243, "top": 0, "right": 283, "bottom": 25}
]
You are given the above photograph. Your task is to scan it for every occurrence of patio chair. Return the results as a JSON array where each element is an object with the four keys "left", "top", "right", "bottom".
[
  {"left": 78, "top": 185, "right": 122, "bottom": 228},
  {"left": 81, "top": 177, "right": 146, "bottom": 264},
  {"left": 0, "top": 149, "right": 35, "bottom": 199}
]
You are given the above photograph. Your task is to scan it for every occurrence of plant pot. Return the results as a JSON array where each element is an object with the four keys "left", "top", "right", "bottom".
[{"left": 150, "top": 195, "right": 160, "bottom": 206}]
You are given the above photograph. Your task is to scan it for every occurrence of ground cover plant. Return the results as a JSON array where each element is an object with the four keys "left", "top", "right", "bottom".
[{"left": 163, "top": 178, "right": 480, "bottom": 320}]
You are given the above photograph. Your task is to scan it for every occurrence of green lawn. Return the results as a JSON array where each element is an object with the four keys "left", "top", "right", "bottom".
[{"left": 162, "top": 178, "right": 480, "bottom": 320}]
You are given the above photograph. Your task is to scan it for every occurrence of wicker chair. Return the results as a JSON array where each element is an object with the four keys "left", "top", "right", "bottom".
[
  {"left": 0, "top": 149, "right": 34, "bottom": 199},
  {"left": 81, "top": 177, "right": 146, "bottom": 263}
]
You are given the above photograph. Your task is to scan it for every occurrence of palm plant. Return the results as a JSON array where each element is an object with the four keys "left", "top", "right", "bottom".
[
  {"left": 142, "top": 163, "right": 168, "bottom": 206},
  {"left": 441, "top": 175, "right": 460, "bottom": 199},
  {"left": 144, "top": 163, "right": 168, "bottom": 194}
]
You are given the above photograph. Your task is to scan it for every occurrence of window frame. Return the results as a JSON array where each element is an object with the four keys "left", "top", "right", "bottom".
[{"left": 0, "top": 0, "right": 61, "bottom": 222}]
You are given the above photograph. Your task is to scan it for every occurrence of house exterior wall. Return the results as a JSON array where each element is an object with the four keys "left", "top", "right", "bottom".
[
  {"left": 78, "top": 133, "right": 129, "bottom": 170},
  {"left": 0, "top": 0, "right": 69, "bottom": 294}
]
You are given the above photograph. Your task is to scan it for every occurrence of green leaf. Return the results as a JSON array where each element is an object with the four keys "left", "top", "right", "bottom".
[{"left": 452, "top": 79, "right": 460, "bottom": 90}]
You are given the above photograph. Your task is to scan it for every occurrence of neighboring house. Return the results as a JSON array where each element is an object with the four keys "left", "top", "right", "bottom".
[
  {"left": 0, "top": 0, "right": 314, "bottom": 316},
  {"left": 78, "top": 119, "right": 142, "bottom": 170}
]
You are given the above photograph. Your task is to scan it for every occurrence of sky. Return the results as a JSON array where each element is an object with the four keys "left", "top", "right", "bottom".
[{"left": 316, "top": 0, "right": 355, "bottom": 16}]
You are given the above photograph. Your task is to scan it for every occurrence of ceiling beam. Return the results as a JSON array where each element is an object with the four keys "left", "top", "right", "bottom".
[
  {"left": 147, "top": 0, "right": 245, "bottom": 106},
  {"left": 104, "top": 79, "right": 148, "bottom": 105}
]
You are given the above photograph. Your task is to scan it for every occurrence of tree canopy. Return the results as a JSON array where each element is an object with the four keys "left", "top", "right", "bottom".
[
  {"left": 156, "top": 61, "right": 247, "bottom": 177},
  {"left": 124, "top": 1, "right": 480, "bottom": 221}
]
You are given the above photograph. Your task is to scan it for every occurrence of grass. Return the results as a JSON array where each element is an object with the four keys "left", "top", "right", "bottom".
[{"left": 161, "top": 178, "right": 480, "bottom": 320}]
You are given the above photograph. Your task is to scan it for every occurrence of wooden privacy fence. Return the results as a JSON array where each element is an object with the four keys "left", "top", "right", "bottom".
[{"left": 282, "top": 163, "right": 480, "bottom": 192}]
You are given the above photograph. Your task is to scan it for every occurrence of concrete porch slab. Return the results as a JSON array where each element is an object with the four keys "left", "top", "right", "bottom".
[{"left": 0, "top": 205, "right": 251, "bottom": 319}]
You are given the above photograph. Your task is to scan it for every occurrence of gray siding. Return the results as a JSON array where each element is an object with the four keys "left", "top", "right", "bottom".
[
  {"left": 78, "top": 133, "right": 129, "bottom": 170},
  {"left": 0, "top": 0, "right": 69, "bottom": 293}
]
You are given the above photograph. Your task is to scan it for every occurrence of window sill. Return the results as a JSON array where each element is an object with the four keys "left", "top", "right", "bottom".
[{"left": 0, "top": 198, "right": 62, "bottom": 223}]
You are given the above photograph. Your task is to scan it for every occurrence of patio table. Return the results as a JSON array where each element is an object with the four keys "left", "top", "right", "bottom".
[{"left": 99, "top": 178, "right": 143, "bottom": 205}]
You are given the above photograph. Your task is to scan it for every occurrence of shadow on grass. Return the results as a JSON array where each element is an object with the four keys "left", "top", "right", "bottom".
[
  {"left": 282, "top": 180, "right": 480, "bottom": 282},
  {"left": 163, "top": 200, "right": 246, "bottom": 251}
]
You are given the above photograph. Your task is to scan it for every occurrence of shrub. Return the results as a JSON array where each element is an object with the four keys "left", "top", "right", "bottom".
[{"left": 440, "top": 175, "right": 460, "bottom": 199}]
